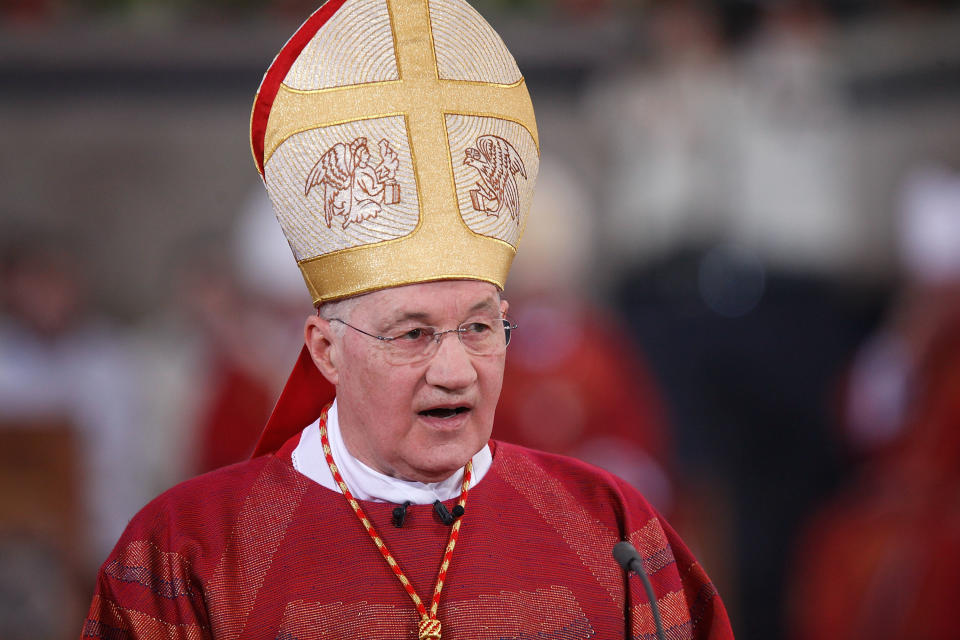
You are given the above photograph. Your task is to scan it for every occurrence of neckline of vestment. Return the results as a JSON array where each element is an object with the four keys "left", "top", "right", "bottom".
[
  {"left": 318, "top": 404, "right": 469, "bottom": 640},
  {"left": 291, "top": 397, "right": 493, "bottom": 504}
]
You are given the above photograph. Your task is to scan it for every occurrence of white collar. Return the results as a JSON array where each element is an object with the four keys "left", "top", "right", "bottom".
[{"left": 291, "top": 399, "right": 492, "bottom": 504}]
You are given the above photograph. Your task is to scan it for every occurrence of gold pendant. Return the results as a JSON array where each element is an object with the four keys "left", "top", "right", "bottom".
[{"left": 418, "top": 617, "right": 441, "bottom": 640}]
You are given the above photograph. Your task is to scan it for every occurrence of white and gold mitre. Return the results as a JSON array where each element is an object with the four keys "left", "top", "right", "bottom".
[{"left": 251, "top": 0, "right": 539, "bottom": 304}]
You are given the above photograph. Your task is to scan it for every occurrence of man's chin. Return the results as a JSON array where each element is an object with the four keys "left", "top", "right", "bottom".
[{"left": 400, "top": 445, "right": 486, "bottom": 484}]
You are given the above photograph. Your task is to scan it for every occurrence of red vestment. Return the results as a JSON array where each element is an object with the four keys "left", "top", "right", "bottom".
[
  {"left": 83, "top": 435, "right": 732, "bottom": 639},
  {"left": 788, "top": 321, "right": 960, "bottom": 640}
]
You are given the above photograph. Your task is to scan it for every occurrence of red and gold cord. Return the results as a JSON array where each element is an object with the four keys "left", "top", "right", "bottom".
[{"left": 318, "top": 405, "right": 471, "bottom": 640}]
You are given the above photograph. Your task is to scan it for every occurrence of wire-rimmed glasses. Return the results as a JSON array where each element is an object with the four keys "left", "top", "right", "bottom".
[{"left": 329, "top": 317, "right": 517, "bottom": 365}]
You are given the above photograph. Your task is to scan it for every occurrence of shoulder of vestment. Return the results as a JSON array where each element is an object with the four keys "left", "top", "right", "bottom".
[
  {"left": 99, "top": 453, "right": 305, "bottom": 575},
  {"left": 488, "top": 439, "right": 661, "bottom": 528}
]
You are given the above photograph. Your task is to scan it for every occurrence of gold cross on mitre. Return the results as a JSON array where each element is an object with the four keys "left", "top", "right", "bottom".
[{"left": 253, "top": 0, "right": 540, "bottom": 304}]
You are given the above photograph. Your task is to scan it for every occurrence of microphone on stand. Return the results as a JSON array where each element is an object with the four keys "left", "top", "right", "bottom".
[{"left": 612, "top": 541, "right": 667, "bottom": 640}]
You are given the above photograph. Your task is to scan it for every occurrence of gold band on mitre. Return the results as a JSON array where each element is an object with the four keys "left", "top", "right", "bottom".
[{"left": 251, "top": 0, "right": 539, "bottom": 304}]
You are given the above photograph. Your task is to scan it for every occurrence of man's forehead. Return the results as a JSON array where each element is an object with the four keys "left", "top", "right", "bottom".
[{"left": 354, "top": 281, "right": 502, "bottom": 320}]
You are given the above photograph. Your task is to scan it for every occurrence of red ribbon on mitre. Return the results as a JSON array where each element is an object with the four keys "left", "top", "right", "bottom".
[
  {"left": 250, "top": 0, "right": 349, "bottom": 176},
  {"left": 249, "top": 0, "right": 348, "bottom": 455}
]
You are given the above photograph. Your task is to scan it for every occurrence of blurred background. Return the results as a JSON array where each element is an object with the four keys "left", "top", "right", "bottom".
[{"left": 2, "top": 0, "right": 960, "bottom": 638}]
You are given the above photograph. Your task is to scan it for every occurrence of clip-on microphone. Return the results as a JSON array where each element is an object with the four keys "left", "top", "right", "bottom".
[
  {"left": 433, "top": 500, "right": 465, "bottom": 526},
  {"left": 392, "top": 501, "right": 412, "bottom": 528}
]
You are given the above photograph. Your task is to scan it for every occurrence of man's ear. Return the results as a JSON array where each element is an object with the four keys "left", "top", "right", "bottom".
[
  {"left": 500, "top": 297, "right": 509, "bottom": 318},
  {"left": 305, "top": 314, "right": 340, "bottom": 386}
]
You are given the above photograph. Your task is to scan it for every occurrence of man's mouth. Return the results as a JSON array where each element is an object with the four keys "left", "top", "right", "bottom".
[{"left": 418, "top": 407, "right": 470, "bottom": 419}]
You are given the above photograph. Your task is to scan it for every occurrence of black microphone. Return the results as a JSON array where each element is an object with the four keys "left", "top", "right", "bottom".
[
  {"left": 433, "top": 500, "right": 465, "bottom": 525},
  {"left": 392, "top": 501, "right": 412, "bottom": 528},
  {"left": 612, "top": 541, "right": 667, "bottom": 640}
]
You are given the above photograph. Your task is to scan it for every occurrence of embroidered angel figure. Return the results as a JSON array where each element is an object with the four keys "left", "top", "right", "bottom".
[{"left": 305, "top": 137, "right": 401, "bottom": 230}]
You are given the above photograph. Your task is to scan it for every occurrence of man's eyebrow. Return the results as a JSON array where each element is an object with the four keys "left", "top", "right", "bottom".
[
  {"left": 380, "top": 311, "right": 431, "bottom": 331},
  {"left": 379, "top": 298, "right": 500, "bottom": 331},
  {"left": 467, "top": 298, "right": 500, "bottom": 315}
]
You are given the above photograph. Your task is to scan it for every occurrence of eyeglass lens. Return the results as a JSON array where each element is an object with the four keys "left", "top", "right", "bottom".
[{"left": 385, "top": 319, "right": 512, "bottom": 364}]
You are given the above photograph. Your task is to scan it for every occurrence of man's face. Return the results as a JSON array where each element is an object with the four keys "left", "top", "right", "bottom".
[{"left": 314, "top": 280, "right": 508, "bottom": 483}]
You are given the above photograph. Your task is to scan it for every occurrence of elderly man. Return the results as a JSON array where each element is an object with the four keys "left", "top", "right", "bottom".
[{"left": 83, "top": 1, "right": 732, "bottom": 639}]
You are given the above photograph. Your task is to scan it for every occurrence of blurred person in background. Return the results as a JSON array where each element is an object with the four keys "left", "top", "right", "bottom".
[
  {"left": 0, "top": 232, "right": 146, "bottom": 639},
  {"left": 191, "top": 187, "right": 317, "bottom": 474},
  {"left": 0, "top": 232, "right": 146, "bottom": 565},
  {"left": 729, "top": 0, "right": 858, "bottom": 276},
  {"left": 841, "top": 165, "right": 960, "bottom": 458},
  {"left": 590, "top": 2, "right": 872, "bottom": 637},
  {"left": 584, "top": 3, "right": 744, "bottom": 621},
  {"left": 495, "top": 158, "right": 674, "bottom": 511},
  {"left": 788, "top": 164, "right": 960, "bottom": 640},
  {"left": 132, "top": 188, "right": 322, "bottom": 490},
  {"left": 586, "top": 0, "right": 739, "bottom": 277}
]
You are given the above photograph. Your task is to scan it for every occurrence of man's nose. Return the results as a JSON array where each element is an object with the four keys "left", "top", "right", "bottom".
[{"left": 424, "top": 330, "right": 477, "bottom": 390}]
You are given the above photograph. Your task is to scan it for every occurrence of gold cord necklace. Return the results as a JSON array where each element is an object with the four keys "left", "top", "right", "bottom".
[{"left": 318, "top": 405, "right": 471, "bottom": 640}]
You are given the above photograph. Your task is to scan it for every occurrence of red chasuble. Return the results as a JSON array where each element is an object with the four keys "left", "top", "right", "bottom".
[{"left": 82, "top": 434, "right": 732, "bottom": 640}]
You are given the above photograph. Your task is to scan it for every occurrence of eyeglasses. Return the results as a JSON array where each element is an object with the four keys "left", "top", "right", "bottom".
[{"left": 329, "top": 317, "right": 518, "bottom": 365}]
